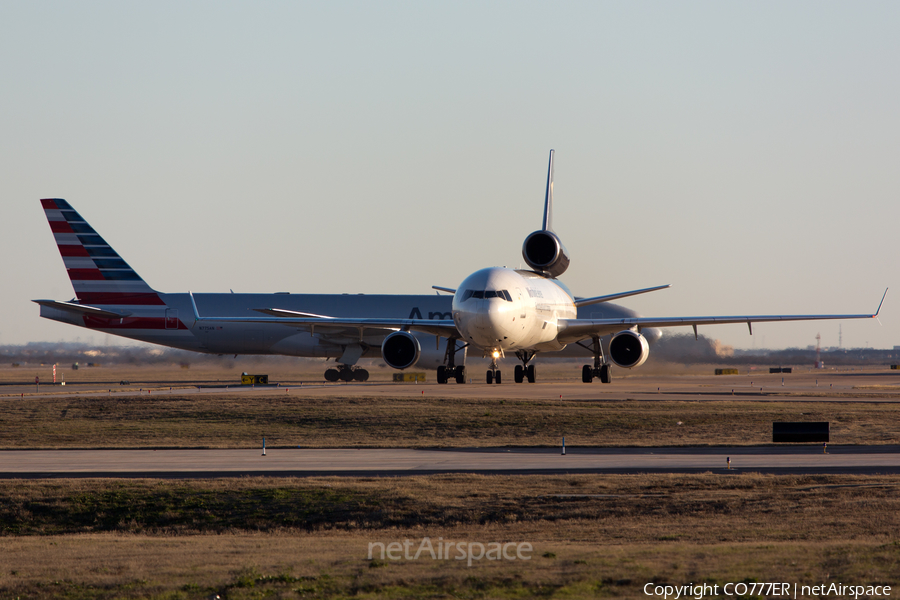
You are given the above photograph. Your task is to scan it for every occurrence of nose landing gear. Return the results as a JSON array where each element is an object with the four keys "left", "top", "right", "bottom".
[{"left": 486, "top": 351, "right": 502, "bottom": 384}]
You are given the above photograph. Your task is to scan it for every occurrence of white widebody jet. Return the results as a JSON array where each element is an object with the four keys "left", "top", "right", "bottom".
[{"left": 36, "top": 151, "right": 886, "bottom": 384}]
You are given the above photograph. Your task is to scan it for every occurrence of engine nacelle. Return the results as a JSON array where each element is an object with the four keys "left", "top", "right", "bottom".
[
  {"left": 522, "top": 230, "right": 570, "bottom": 278},
  {"left": 381, "top": 331, "right": 421, "bottom": 370},
  {"left": 381, "top": 331, "right": 466, "bottom": 370},
  {"left": 609, "top": 330, "right": 650, "bottom": 369}
]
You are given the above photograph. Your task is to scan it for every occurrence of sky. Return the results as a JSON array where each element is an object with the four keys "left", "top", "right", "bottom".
[{"left": 2, "top": 1, "right": 898, "bottom": 350}]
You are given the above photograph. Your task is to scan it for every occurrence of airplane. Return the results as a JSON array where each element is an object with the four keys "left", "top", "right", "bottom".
[{"left": 35, "top": 150, "right": 886, "bottom": 384}]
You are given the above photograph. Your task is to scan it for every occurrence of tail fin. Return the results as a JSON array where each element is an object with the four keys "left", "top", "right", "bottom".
[
  {"left": 542, "top": 149, "right": 555, "bottom": 232},
  {"left": 41, "top": 199, "right": 164, "bottom": 305}
]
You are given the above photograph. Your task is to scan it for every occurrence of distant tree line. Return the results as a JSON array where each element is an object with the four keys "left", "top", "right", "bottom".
[{"left": 649, "top": 333, "right": 898, "bottom": 366}]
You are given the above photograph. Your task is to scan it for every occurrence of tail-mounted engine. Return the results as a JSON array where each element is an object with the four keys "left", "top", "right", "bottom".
[
  {"left": 522, "top": 230, "right": 570, "bottom": 278},
  {"left": 609, "top": 330, "right": 650, "bottom": 369}
]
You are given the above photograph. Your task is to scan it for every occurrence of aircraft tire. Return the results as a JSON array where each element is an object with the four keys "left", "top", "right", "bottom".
[
  {"left": 325, "top": 368, "right": 340, "bottom": 382},
  {"left": 581, "top": 365, "right": 593, "bottom": 383},
  {"left": 437, "top": 366, "right": 447, "bottom": 384},
  {"left": 495, "top": 370, "right": 501, "bottom": 384},
  {"left": 486, "top": 370, "right": 493, "bottom": 384},
  {"left": 514, "top": 365, "right": 524, "bottom": 383},
  {"left": 354, "top": 369, "right": 369, "bottom": 382},
  {"left": 599, "top": 364, "right": 611, "bottom": 384},
  {"left": 455, "top": 366, "right": 467, "bottom": 384},
  {"left": 526, "top": 364, "right": 536, "bottom": 383},
  {"left": 339, "top": 369, "right": 354, "bottom": 382}
]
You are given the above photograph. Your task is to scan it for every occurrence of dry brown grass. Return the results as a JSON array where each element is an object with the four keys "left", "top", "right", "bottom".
[
  {"left": 0, "top": 474, "right": 898, "bottom": 598},
  {"left": 1, "top": 391, "right": 899, "bottom": 449}
]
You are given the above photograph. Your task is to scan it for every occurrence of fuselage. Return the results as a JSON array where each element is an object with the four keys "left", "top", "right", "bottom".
[
  {"left": 453, "top": 267, "right": 578, "bottom": 353},
  {"left": 40, "top": 292, "right": 453, "bottom": 358}
]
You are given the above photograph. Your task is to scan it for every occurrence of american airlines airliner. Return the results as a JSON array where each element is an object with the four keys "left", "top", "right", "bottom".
[{"left": 35, "top": 151, "right": 885, "bottom": 384}]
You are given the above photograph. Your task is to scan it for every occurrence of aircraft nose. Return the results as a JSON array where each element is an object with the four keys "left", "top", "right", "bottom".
[{"left": 465, "top": 299, "right": 512, "bottom": 345}]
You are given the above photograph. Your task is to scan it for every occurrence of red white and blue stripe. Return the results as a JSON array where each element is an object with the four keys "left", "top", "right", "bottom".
[{"left": 41, "top": 198, "right": 164, "bottom": 306}]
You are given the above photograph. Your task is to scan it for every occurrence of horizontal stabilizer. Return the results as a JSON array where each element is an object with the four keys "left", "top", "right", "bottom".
[
  {"left": 575, "top": 284, "right": 671, "bottom": 308},
  {"left": 32, "top": 299, "right": 133, "bottom": 319}
]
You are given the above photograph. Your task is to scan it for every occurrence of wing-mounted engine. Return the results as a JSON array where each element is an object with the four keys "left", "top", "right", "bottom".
[
  {"left": 609, "top": 330, "right": 650, "bottom": 369},
  {"left": 522, "top": 230, "right": 570, "bottom": 278},
  {"left": 382, "top": 331, "right": 420, "bottom": 369},
  {"left": 381, "top": 331, "right": 463, "bottom": 370}
]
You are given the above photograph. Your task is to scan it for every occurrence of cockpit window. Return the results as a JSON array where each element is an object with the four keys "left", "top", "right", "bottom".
[{"left": 462, "top": 289, "right": 512, "bottom": 301}]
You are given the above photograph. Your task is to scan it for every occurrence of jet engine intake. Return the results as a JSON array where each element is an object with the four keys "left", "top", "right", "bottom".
[
  {"left": 609, "top": 330, "right": 650, "bottom": 369},
  {"left": 381, "top": 331, "right": 421, "bottom": 370},
  {"left": 522, "top": 230, "right": 570, "bottom": 277}
]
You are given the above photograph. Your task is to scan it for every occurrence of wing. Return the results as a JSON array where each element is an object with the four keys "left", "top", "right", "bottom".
[
  {"left": 189, "top": 294, "right": 459, "bottom": 338},
  {"left": 558, "top": 289, "right": 888, "bottom": 344}
]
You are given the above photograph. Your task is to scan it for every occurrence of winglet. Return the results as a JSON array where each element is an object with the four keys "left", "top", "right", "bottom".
[
  {"left": 874, "top": 288, "right": 888, "bottom": 323},
  {"left": 189, "top": 291, "right": 201, "bottom": 321},
  {"left": 542, "top": 149, "right": 555, "bottom": 232}
]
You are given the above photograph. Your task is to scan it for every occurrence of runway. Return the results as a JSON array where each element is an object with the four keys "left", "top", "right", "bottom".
[
  {"left": 3, "top": 368, "right": 899, "bottom": 403},
  {"left": 2, "top": 445, "right": 899, "bottom": 478}
]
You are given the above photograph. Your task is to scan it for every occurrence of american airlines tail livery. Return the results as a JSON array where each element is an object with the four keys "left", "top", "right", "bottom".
[{"left": 35, "top": 151, "right": 886, "bottom": 384}]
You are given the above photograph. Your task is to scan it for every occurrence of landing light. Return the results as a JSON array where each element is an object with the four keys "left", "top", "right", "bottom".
[{"left": 492, "top": 350, "right": 501, "bottom": 359}]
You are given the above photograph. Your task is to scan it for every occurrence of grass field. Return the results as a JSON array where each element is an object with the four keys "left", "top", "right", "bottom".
[
  {"left": 0, "top": 474, "right": 898, "bottom": 598},
  {"left": 1, "top": 390, "right": 899, "bottom": 449}
]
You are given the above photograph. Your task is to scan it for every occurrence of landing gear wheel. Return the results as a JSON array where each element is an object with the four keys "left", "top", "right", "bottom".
[
  {"left": 514, "top": 365, "right": 524, "bottom": 383},
  {"left": 526, "top": 364, "right": 536, "bottom": 383},
  {"left": 455, "top": 365, "right": 467, "bottom": 384},
  {"left": 599, "top": 364, "right": 611, "bottom": 384},
  {"left": 495, "top": 370, "right": 501, "bottom": 384},
  {"left": 325, "top": 368, "right": 340, "bottom": 382},
  {"left": 582, "top": 364, "right": 593, "bottom": 383},
  {"left": 339, "top": 368, "right": 354, "bottom": 382},
  {"left": 486, "top": 370, "right": 493, "bottom": 384},
  {"left": 437, "top": 366, "right": 448, "bottom": 384},
  {"left": 353, "top": 369, "right": 369, "bottom": 382}
]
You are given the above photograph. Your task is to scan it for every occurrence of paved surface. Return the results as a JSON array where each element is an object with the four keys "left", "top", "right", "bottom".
[
  {"left": 2, "top": 446, "right": 899, "bottom": 478},
  {"left": 3, "top": 369, "right": 899, "bottom": 403}
]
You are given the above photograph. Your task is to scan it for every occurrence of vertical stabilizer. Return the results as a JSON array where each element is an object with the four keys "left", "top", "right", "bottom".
[
  {"left": 542, "top": 149, "right": 555, "bottom": 232},
  {"left": 521, "top": 150, "right": 570, "bottom": 277},
  {"left": 41, "top": 199, "right": 163, "bottom": 305}
]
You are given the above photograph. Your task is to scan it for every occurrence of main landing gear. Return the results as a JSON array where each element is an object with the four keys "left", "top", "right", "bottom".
[
  {"left": 514, "top": 350, "right": 536, "bottom": 383},
  {"left": 437, "top": 337, "right": 468, "bottom": 384},
  {"left": 324, "top": 364, "right": 369, "bottom": 382},
  {"left": 438, "top": 365, "right": 467, "bottom": 384},
  {"left": 580, "top": 336, "right": 611, "bottom": 384}
]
